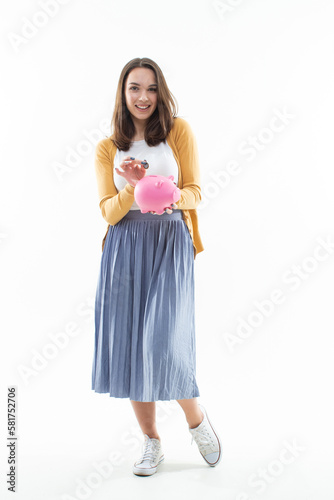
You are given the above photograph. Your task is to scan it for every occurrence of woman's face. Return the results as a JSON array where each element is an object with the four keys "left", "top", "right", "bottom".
[{"left": 124, "top": 67, "right": 158, "bottom": 125}]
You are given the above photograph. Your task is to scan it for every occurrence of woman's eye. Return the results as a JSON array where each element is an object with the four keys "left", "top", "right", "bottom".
[{"left": 129, "top": 86, "right": 157, "bottom": 91}]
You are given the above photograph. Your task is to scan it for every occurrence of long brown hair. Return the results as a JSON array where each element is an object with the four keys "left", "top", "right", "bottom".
[{"left": 111, "top": 57, "right": 178, "bottom": 150}]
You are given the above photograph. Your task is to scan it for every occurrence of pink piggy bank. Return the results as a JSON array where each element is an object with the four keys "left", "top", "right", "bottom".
[{"left": 134, "top": 175, "right": 181, "bottom": 214}]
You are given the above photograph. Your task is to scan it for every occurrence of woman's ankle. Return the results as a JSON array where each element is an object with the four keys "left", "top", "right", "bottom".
[
  {"left": 188, "top": 410, "right": 204, "bottom": 429},
  {"left": 146, "top": 433, "right": 160, "bottom": 441}
]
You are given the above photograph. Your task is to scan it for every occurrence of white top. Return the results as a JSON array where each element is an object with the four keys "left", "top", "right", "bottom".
[{"left": 113, "top": 139, "right": 179, "bottom": 210}]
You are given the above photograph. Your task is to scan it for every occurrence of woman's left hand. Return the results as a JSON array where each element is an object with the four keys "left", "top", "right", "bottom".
[{"left": 150, "top": 203, "right": 178, "bottom": 215}]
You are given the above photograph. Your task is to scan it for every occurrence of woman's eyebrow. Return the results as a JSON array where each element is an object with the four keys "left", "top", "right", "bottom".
[{"left": 128, "top": 82, "right": 157, "bottom": 86}]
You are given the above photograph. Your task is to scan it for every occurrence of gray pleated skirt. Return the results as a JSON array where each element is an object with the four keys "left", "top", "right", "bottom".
[{"left": 91, "top": 209, "right": 200, "bottom": 402}]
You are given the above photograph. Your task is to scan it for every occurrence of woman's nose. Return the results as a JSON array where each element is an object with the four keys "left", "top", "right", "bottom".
[{"left": 139, "top": 92, "right": 149, "bottom": 101}]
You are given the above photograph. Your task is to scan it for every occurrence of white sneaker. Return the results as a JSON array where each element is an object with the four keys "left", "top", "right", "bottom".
[
  {"left": 133, "top": 434, "right": 165, "bottom": 476},
  {"left": 189, "top": 404, "right": 222, "bottom": 466}
]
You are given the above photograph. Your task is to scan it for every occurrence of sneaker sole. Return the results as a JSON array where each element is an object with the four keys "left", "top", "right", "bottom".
[
  {"left": 133, "top": 454, "right": 165, "bottom": 476},
  {"left": 198, "top": 405, "right": 222, "bottom": 467}
]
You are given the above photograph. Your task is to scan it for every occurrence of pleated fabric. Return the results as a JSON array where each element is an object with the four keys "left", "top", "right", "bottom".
[{"left": 91, "top": 209, "right": 200, "bottom": 402}]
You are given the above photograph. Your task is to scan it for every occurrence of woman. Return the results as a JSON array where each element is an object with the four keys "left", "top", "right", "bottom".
[{"left": 91, "top": 57, "right": 222, "bottom": 476}]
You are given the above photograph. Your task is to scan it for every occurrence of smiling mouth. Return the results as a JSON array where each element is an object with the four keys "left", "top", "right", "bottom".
[{"left": 135, "top": 105, "right": 150, "bottom": 110}]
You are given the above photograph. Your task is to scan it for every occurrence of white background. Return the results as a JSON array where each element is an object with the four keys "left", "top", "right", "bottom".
[{"left": 1, "top": 0, "right": 334, "bottom": 499}]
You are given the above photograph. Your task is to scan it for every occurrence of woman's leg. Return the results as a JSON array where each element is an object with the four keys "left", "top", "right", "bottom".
[
  {"left": 130, "top": 400, "right": 161, "bottom": 441},
  {"left": 176, "top": 398, "right": 204, "bottom": 429}
]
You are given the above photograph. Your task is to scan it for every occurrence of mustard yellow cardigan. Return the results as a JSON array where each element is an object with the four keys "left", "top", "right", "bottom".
[{"left": 94, "top": 116, "right": 204, "bottom": 259}]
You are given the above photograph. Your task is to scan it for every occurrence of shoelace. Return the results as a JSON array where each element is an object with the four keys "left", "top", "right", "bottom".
[
  {"left": 138, "top": 438, "right": 160, "bottom": 464},
  {"left": 191, "top": 426, "right": 216, "bottom": 455}
]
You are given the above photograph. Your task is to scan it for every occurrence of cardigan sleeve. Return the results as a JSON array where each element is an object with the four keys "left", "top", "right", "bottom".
[
  {"left": 173, "top": 118, "right": 202, "bottom": 210},
  {"left": 95, "top": 139, "right": 135, "bottom": 225}
]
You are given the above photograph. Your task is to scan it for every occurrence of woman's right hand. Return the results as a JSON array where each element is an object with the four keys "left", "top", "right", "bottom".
[{"left": 115, "top": 156, "right": 148, "bottom": 188}]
